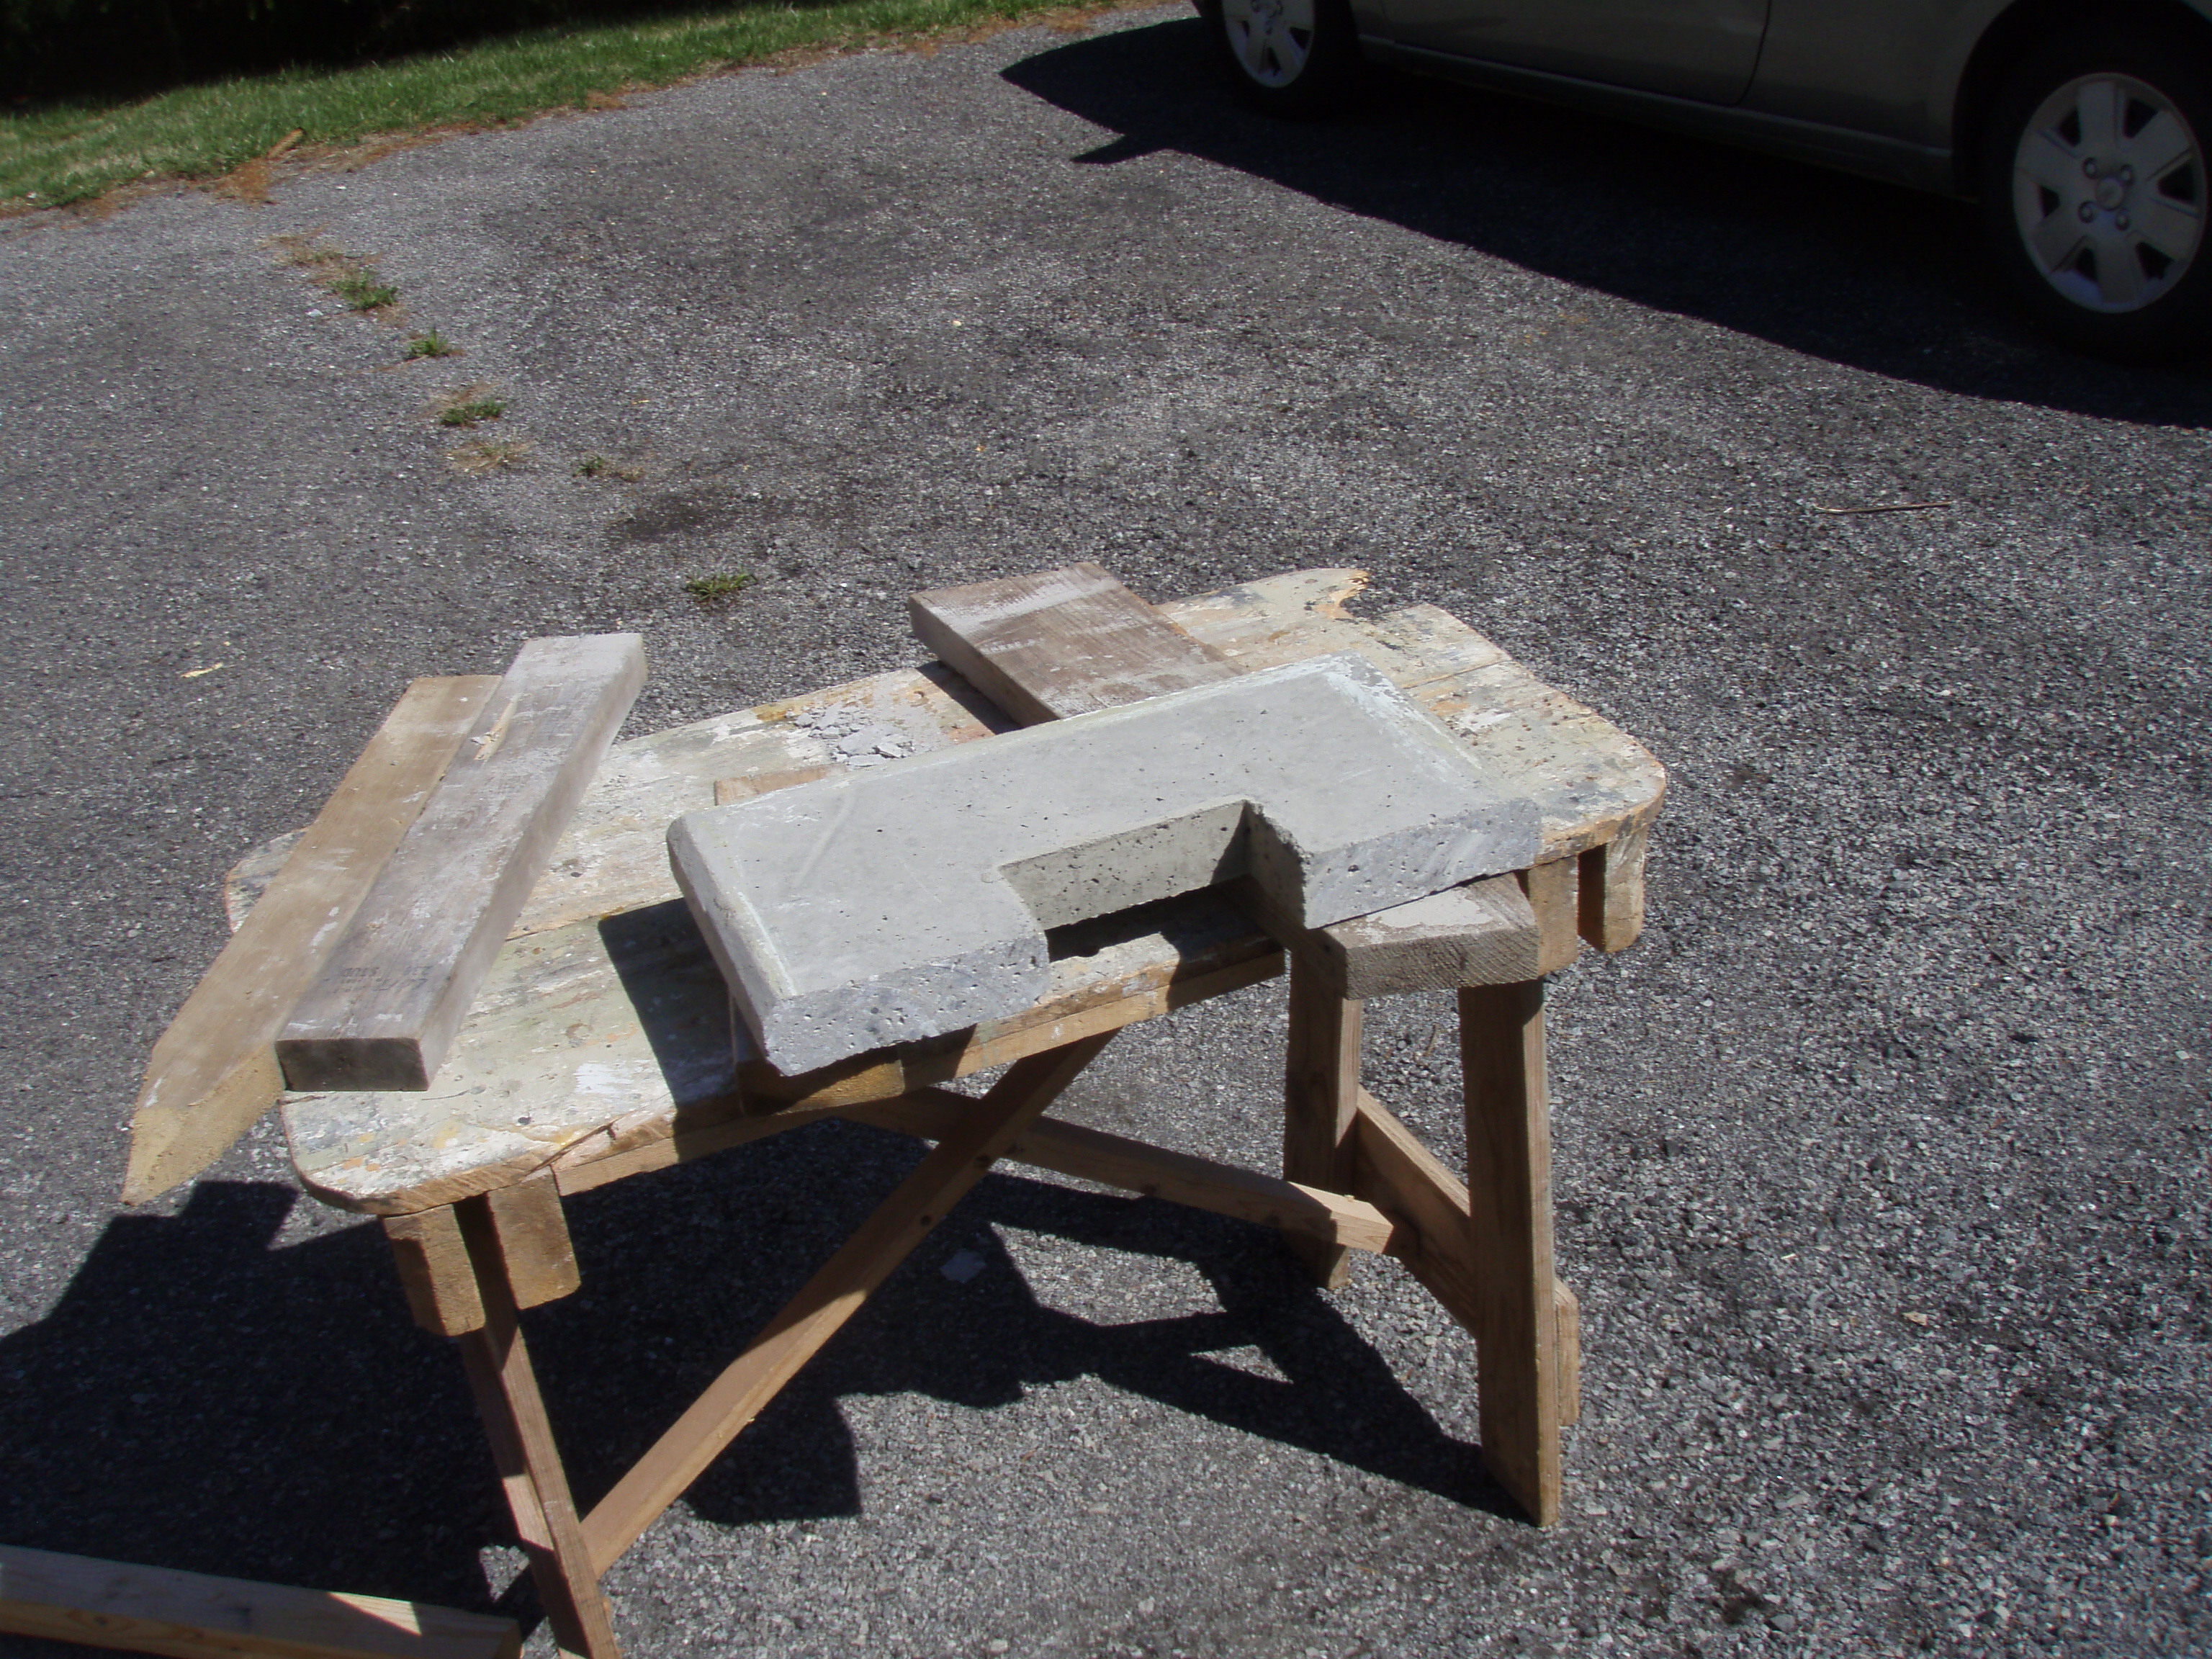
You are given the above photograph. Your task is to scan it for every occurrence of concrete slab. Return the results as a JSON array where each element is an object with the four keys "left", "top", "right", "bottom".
[{"left": 669, "top": 653, "right": 1540, "bottom": 1072}]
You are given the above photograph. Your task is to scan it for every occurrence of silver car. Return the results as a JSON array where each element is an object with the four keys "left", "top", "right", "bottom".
[{"left": 1196, "top": 0, "right": 2212, "bottom": 354}]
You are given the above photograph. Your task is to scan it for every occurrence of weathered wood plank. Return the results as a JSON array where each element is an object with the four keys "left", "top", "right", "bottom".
[
  {"left": 269, "top": 573, "right": 1658, "bottom": 1213},
  {"left": 0, "top": 1545, "right": 520, "bottom": 1659},
  {"left": 1310, "top": 874, "right": 1542, "bottom": 997},
  {"left": 848, "top": 1088, "right": 1395, "bottom": 1253},
  {"left": 279, "top": 637, "right": 647, "bottom": 1092},
  {"left": 579, "top": 1037, "right": 1112, "bottom": 1575},
  {"left": 382, "top": 1205, "right": 485, "bottom": 1336},
  {"left": 124, "top": 676, "right": 501, "bottom": 1205},
  {"left": 909, "top": 562, "right": 1237, "bottom": 722},
  {"left": 1460, "top": 979, "right": 1562, "bottom": 1526}
]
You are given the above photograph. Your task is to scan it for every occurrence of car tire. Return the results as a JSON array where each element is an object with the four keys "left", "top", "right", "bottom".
[
  {"left": 1979, "top": 22, "right": 2212, "bottom": 356},
  {"left": 1198, "top": 0, "right": 1362, "bottom": 117}
]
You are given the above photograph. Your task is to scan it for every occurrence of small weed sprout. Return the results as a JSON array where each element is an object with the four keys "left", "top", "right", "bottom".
[
  {"left": 448, "top": 439, "right": 531, "bottom": 475},
  {"left": 685, "top": 570, "right": 752, "bottom": 604},
  {"left": 575, "top": 453, "right": 610, "bottom": 477},
  {"left": 404, "top": 331, "right": 457, "bottom": 359}
]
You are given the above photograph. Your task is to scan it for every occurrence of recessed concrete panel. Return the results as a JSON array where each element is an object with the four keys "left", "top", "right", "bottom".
[{"left": 669, "top": 654, "right": 1539, "bottom": 1073}]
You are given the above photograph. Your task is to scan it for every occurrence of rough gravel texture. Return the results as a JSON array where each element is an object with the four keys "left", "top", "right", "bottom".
[{"left": 4, "top": 11, "right": 2210, "bottom": 1658}]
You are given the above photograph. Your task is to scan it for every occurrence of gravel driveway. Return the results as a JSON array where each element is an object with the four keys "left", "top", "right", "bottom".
[{"left": 3, "top": 9, "right": 2208, "bottom": 1655}]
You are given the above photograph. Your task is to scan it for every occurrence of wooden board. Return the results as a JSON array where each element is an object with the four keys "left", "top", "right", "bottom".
[
  {"left": 278, "top": 636, "right": 647, "bottom": 1092},
  {"left": 1311, "top": 873, "right": 1542, "bottom": 997},
  {"left": 271, "top": 572, "right": 1663, "bottom": 1212},
  {"left": 383, "top": 1206, "right": 485, "bottom": 1336},
  {"left": 849, "top": 1088, "right": 1395, "bottom": 1253},
  {"left": 0, "top": 1546, "right": 519, "bottom": 1659},
  {"left": 122, "top": 675, "right": 501, "bottom": 1205},
  {"left": 1459, "top": 980, "right": 1562, "bottom": 1526},
  {"left": 909, "top": 562, "right": 1236, "bottom": 723}
]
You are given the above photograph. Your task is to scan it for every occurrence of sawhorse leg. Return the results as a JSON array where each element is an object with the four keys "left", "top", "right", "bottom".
[
  {"left": 1283, "top": 946, "right": 1362, "bottom": 1288},
  {"left": 1460, "top": 978, "right": 1561, "bottom": 1527},
  {"left": 385, "top": 1179, "right": 619, "bottom": 1658}
]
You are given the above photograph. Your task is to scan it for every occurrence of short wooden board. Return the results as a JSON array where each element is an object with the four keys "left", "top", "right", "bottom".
[
  {"left": 0, "top": 1545, "right": 519, "bottom": 1659},
  {"left": 909, "top": 562, "right": 1236, "bottom": 722},
  {"left": 276, "top": 636, "right": 646, "bottom": 1092}
]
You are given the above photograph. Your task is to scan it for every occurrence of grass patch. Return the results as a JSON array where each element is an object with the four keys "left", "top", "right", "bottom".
[
  {"left": 685, "top": 569, "right": 752, "bottom": 603},
  {"left": 404, "top": 329, "right": 459, "bottom": 358},
  {"left": 271, "top": 233, "right": 401, "bottom": 313},
  {"left": 2, "top": 0, "right": 1151, "bottom": 210},
  {"left": 448, "top": 438, "right": 531, "bottom": 474},
  {"left": 333, "top": 271, "right": 400, "bottom": 310},
  {"left": 438, "top": 395, "right": 507, "bottom": 425}
]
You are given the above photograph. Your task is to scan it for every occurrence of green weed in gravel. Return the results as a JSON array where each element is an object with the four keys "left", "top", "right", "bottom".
[
  {"left": 438, "top": 395, "right": 506, "bottom": 426},
  {"left": 333, "top": 271, "right": 398, "bottom": 310},
  {"left": 685, "top": 570, "right": 752, "bottom": 603},
  {"left": 404, "top": 330, "right": 458, "bottom": 359}
]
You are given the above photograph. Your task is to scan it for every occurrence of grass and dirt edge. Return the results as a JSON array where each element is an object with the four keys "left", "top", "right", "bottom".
[{"left": 2, "top": 0, "right": 1168, "bottom": 213}]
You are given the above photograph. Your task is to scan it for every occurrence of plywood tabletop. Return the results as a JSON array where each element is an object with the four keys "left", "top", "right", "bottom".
[{"left": 269, "top": 570, "right": 1664, "bottom": 1215}]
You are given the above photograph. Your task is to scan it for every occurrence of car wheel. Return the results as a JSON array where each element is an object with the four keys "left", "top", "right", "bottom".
[
  {"left": 1200, "top": 0, "right": 1362, "bottom": 116},
  {"left": 1980, "top": 24, "right": 2212, "bottom": 356}
]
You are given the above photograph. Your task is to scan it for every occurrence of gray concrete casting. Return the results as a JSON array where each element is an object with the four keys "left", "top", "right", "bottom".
[{"left": 670, "top": 653, "right": 1539, "bottom": 1071}]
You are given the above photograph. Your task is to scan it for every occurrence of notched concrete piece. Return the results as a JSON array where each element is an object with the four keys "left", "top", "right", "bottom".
[{"left": 669, "top": 654, "right": 1541, "bottom": 1072}]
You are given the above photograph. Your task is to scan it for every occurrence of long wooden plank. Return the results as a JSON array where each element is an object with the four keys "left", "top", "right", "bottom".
[
  {"left": 909, "top": 562, "right": 1236, "bottom": 723},
  {"left": 848, "top": 1089, "right": 1396, "bottom": 1252},
  {"left": 580, "top": 1036, "right": 1111, "bottom": 1573},
  {"left": 1459, "top": 980, "right": 1562, "bottom": 1525},
  {"left": 122, "top": 676, "right": 501, "bottom": 1205},
  {"left": 278, "top": 636, "right": 647, "bottom": 1092},
  {"left": 0, "top": 1546, "right": 518, "bottom": 1659}
]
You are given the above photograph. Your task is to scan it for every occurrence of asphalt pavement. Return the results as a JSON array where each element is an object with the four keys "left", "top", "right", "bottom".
[{"left": 3, "top": 9, "right": 2209, "bottom": 1655}]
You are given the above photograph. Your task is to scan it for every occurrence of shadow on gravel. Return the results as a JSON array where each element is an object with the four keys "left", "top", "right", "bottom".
[
  {"left": 0, "top": 1138, "right": 1509, "bottom": 1637},
  {"left": 1004, "top": 19, "right": 2212, "bottom": 429}
]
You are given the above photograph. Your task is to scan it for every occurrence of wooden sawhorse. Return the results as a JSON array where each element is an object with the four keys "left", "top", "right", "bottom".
[{"left": 261, "top": 569, "right": 1664, "bottom": 1657}]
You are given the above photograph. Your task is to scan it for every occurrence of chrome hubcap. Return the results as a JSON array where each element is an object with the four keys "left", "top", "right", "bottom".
[
  {"left": 2013, "top": 73, "right": 2205, "bottom": 313},
  {"left": 1222, "top": 0, "right": 1315, "bottom": 87}
]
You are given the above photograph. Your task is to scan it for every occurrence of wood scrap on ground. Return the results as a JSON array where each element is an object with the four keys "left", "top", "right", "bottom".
[{"left": 0, "top": 1545, "right": 519, "bottom": 1659}]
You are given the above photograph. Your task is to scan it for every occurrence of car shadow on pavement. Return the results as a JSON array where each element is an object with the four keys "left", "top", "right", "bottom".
[
  {"left": 0, "top": 1138, "right": 1510, "bottom": 1639},
  {"left": 1003, "top": 19, "right": 2212, "bottom": 428}
]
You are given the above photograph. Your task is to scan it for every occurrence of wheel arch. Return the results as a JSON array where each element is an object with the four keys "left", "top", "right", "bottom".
[{"left": 1951, "top": 0, "right": 2212, "bottom": 194}]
